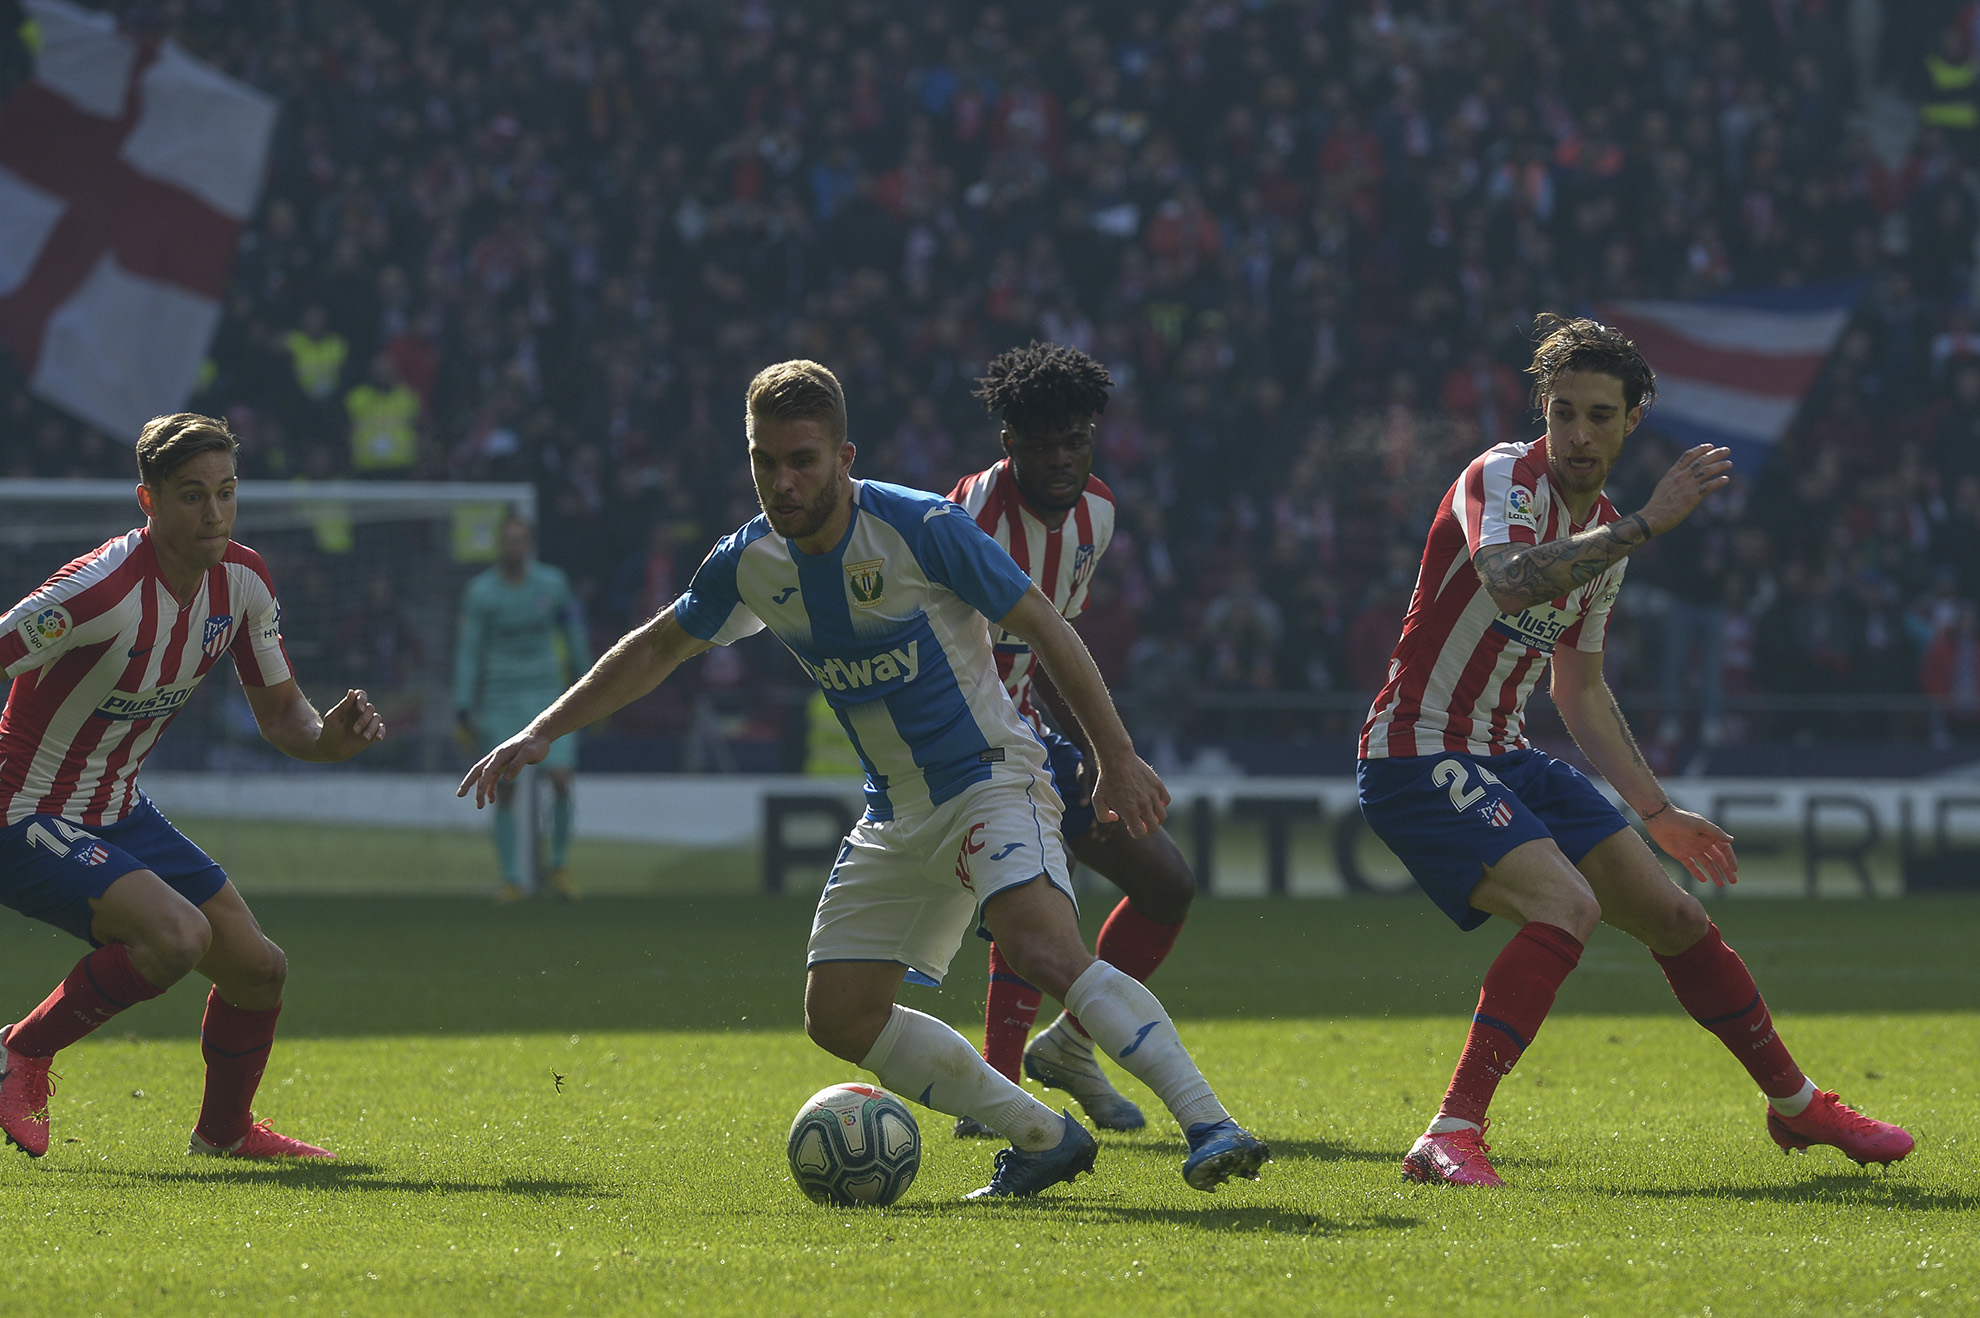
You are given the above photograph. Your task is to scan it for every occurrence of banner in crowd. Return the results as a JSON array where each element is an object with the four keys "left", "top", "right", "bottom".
[
  {"left": 0, "top": 0, "right": 275, "bottom": 440},
  {"left": 1594, "top": 285, "right": 1861, "bottom": 473}
]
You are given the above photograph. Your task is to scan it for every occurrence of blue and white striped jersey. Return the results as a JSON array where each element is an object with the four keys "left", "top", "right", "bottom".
[{"left": 673, "top": 480, "right": 1049, "bottom": 819}]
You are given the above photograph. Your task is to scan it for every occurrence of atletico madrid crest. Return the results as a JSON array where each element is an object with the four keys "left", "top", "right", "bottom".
[
  {"left": 1479, "top": 798, "right": 1514, "bottom": 829},
  {"left": 203, "top": 614, "right": 235, "bottom": 657}
]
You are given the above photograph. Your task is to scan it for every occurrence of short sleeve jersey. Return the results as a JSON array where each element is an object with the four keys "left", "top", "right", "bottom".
[
  {"left": 948, "top": 461, "right": 1115, "bottom": 732},
  {"left": 0, "top": 529, "right": 292, "bottom": 825},
  {"left": 1360, "top": 439, "right": 1626, "bottom": 759},
  {"left": 672, "top": 480, "right": 1042, "bottom": 819}
]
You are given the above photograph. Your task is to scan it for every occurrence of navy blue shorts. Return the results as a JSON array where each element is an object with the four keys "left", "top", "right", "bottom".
[
  {"left": 0, "top": 796, "right": 229, "bottom": 945},
  {"left": 1357, "top": 749, "right": 1630, "bottom": 932},
  {"left": 1040, "top": 727, "right": 1097, "bottom": 842}
]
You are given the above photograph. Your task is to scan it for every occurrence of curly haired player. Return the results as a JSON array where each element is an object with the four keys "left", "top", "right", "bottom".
[
  {"left": 1357, "top": 315, "right": 1913, "bottom": 1186},
  {"left": 946, "top": 342, "right": 1197, "bottom": 1138}
]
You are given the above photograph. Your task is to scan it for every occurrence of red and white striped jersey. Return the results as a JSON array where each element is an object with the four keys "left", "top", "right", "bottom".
[
  {"left": 1360, "top": 439, "right": 1626, "bottom": 760},
  {"left": 949, "top": 460, "right": 1115, "bottom": 730},
  {"left": 0, "top": 528, "right": 293, "bottom": 826}
]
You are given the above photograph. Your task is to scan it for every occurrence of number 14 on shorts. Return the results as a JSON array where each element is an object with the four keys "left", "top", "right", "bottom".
[{"left": 24, "top": 819, "right": 110, "bottom": 866}]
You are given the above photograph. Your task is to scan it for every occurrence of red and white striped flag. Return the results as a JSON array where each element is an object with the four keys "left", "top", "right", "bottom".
[{"left": 0, "top": 0, "right": 275, "bottom": 440}]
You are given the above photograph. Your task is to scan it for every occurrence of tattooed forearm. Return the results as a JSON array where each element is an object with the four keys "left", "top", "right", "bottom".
[{"left": 1474, "top": 513, "right": 1651, "bottom": 608}]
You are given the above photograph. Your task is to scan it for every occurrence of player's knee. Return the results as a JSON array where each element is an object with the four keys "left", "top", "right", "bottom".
[
  {"left": 803, "top": 1002, "right": 880, "bottom": 1065},
  {"left": 1660, "top": 894, "right": 1711, "bottom": 954},
  {"left": 145, "top": 907, "right": 213, "bottom": 980},
  {"left": 1141, "top": 857, "right": 1196, "bottom": 921},
  {"left": 1554, "top": 887, "right": 1602, "bottom": 943},
  {"left": 994, "top": 938, "right": 1088, "bottom": 1000},
  {"left": 243, "top": 937, "right": 289, "bottom": 999}
]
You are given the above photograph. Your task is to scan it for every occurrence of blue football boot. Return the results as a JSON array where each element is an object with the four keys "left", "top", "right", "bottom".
[
  {"left": 964, "top": 1110, "right": 1098, "bottom": 1199},
  {"left": 1182, "top": 1118, "right": 1271, "bottom": 1191}
]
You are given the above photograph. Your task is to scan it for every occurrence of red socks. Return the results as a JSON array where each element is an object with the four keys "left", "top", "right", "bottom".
[
  {"left": 195, "top": 990, "right": 282, "bottom": 1148},
  {"left": 6, "top": 943, "right": 165, "bottom": 1058},
  {"left": 981, "top": 899, "right": 1188, "bottom": 1070},
  {"left": 1654, "top": 922, "right": 1805, "bottom": 1100},
  {"left": 1064, "top": 898, "right": 1185, "bottom": 1039},
  {"left": 981, "top": 943, "right": 1042, "bottom": 1082},
  {"left": 1438, "top": 922, "right": 1584, "bottom": 1127}
]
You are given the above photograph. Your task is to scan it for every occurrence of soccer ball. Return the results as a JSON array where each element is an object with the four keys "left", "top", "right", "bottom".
[{"left": 786, "top": 1083, "right": 921, "bottom": 1208}]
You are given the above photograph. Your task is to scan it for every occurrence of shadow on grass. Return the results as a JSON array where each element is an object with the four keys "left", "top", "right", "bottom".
[
  {"left": 1130, "top": 1136, "right": 1403, "bottom": 1168},
  {"left": 885, "top": 1199, "right": 1421, "bottom": 1236},
  {"left": 56, "top": 1162, "right": 616, "bottom": 1199},
  {"left": 1622, "top": 1172, "right": 1979, "bottom": 1212}
]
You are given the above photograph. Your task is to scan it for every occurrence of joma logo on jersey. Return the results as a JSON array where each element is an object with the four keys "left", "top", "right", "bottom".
[
  {"left": 803, "top": 641, "right": 921, "bottom": 693},
  {"left": 845, "top": 559, "right": 885, "bottom": 608},
  {"left": 94, "top": 681, "right": 199, "bottom": 722},
  {"left": 203, "top": 614, "right": 235, "bottom": 657}
]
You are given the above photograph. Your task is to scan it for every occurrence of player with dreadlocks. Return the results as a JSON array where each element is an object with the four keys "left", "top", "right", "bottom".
[{"left": 947, "top": 342, "right": 1199, "bottom": 1138}]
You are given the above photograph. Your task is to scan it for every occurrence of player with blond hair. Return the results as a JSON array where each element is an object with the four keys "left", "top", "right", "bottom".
[{"left": 464, "top": 360, "right": 1269, "bottom": 1199}]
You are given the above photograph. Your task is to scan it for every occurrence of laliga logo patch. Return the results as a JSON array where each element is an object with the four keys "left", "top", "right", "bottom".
[
  {"left": 203, "top": 614, "right": 235, "bottom": 657},
  {"left": 1506, "top": 485, "right": 1538, "bottom": 529},
  {"left": 19, "top": 604, "right": 71, "bottom": 651}
]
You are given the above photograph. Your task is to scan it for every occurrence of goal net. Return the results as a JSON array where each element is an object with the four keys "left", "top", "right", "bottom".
[{"left": 0, "top": 479, "right": 535, "bottom": 776}]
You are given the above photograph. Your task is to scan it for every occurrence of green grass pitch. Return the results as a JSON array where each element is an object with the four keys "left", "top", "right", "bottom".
[{"left": 0, "top": 824, "right": 1972, "bottom": 1316}]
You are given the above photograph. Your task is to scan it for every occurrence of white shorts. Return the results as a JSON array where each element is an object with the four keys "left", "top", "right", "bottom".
[{"left": 806, "top": 771, "right": 1074, "bottom": 987}]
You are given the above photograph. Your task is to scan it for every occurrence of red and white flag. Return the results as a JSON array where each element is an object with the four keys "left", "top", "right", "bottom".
[
  {"left": 1593, "top": 286, "right": 1859, "bottom": 474},
  {"left": 0, "top": 0, "right": 275, "bottom": 440}
]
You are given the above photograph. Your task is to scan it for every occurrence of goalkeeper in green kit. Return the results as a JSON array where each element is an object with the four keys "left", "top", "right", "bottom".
[{"left": 454, "top": 515, "right": 591, "bottom": 901}]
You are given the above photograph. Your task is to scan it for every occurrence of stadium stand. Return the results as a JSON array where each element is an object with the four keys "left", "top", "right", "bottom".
[{"left": 3, "top": 0, "right": 1977, "bottom": 769}]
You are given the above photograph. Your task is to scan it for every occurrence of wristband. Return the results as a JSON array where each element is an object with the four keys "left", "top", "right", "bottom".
[{"left": 1639, "top": 800, "right": 1673, "bottom": 823}]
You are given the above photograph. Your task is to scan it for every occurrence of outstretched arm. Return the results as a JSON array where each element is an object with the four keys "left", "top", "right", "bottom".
[
  {"left": 995, "top": 585, "right": 1168, "bottom": 838},
  {"left": 244, "top": 681, "right": 386, "bottom": 762},
  {"left": 458, "top": 605, "right": 713, "bottom": 806},
  {"left": 1550, "top": 645, "right": 1737, "bottom": 887},
  {"left": 1473, "top": 443, "right": 1731, "bottom": 613}
]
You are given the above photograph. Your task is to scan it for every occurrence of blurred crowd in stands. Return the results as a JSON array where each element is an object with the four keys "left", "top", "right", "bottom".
[{"left": 6, "top": 0, "right": 1980, "bottom": 760}]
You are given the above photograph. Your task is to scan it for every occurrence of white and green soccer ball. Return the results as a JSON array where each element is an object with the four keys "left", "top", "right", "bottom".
[{"left": 786, "top": 1083, "right": 921, "bottom": 1208}]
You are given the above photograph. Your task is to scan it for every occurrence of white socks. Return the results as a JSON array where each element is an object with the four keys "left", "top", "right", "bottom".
[
  {"left": 1062, "top": 961, "right": 1228, "bottom": 1130},
  {"left": 860, "top": 1005, "right": 1063, "bottom": 1151},
  {"left": 1769, "top": 1077, "right": 1818, "bottom": 1117}
]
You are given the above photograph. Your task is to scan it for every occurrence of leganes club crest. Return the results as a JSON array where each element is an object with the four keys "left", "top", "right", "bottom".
[{"left": 845, "top": 559, "right": 885, "bottom": 608}]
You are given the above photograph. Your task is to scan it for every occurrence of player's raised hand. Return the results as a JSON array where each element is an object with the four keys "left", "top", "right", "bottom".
[
  {"left": 459, "top": 729, "right": 550, "bottom": 809},
  {"left": 1637, "top": 444, "right": 1733, "bottom": 536},
  {"left": 316, "top": 688, "right": 386, "bottom": 760},
  {"left": 1646, "top": 806, "right": 1739, "bottom": 888},
  {"left": 1089, "top": 752, "right": 1170, "bottom": 839}
]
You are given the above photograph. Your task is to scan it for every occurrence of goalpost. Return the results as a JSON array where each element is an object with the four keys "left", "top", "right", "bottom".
[{"left": 0, "top": 479, "right": 553, "bottom": 881}]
